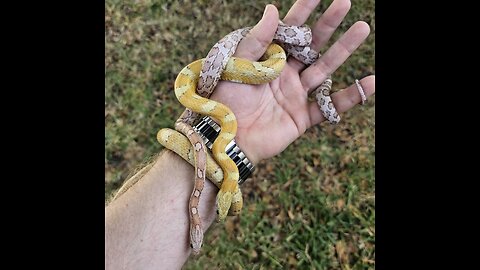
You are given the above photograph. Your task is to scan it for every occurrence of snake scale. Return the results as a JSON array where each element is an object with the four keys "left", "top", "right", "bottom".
[{"left": 156, "top": 21, "right": 337, "bottom": 254}]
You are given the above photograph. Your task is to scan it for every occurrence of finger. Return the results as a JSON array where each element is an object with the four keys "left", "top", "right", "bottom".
[
  {"left": 301, "top": 21, "right": 370, "bottom": 92},
  {"left": 308, "top": 75, "right": 375, "bottom": 126},
  {"left": 310, "top": 0, "right": 351, "bottom": 51},
  {"left": 283, "top": 0, "right": 321, "bottom": 26},
  {"left": 286, "top": 0, "right": 350, "bottom": 72},
  {"left": 234, "top": 4, "right": 279, "bottom": 61},
  {"left": 283, "top": 0, "right": 322, "bottom": 71}
]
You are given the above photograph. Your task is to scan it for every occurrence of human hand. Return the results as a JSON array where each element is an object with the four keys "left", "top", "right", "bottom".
[{"left": 210, "top": 0, "right": 375, "bottom": 164}]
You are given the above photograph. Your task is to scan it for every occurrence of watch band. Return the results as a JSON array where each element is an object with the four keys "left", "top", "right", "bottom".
[{"left": 193, "top": 116, "right": 255, "bottom": 184}]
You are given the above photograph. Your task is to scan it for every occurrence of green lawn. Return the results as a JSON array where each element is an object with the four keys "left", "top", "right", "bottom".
[{"left": 105, "top": 0, "right": 375, "bottom": 268}]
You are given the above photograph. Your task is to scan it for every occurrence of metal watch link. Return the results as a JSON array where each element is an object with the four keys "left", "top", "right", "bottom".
[{"left": 193, "top": 116, "right": 255, "bottom": 184}]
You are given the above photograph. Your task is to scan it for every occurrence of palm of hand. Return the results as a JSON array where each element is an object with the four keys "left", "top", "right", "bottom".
[{"left": 212, "top": 64, "right": 308, "bottom": 162}]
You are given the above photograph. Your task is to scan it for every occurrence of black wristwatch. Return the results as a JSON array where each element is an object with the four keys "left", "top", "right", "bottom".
[{"left": 193, "top": 116, "right": 255, "bottom": 184}]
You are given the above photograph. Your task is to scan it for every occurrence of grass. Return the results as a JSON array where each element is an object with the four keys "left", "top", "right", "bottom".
[{"left": 105, "top": 0, "right": 375, "bottom": 269}]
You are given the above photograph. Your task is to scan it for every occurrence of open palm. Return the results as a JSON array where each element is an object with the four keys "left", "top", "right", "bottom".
[{"left": 211, "top": 0, "right": 375, "bottom": 164}]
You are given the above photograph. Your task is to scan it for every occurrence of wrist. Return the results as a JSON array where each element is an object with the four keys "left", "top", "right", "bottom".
[
  {"left": 158, "top": 150, "right": 219, "bottom": 228},
  {"left": 193, "top": 116, "right": 257, "bottom": 183}
]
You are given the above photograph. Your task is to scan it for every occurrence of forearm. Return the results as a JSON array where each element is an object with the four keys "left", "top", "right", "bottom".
[{"left": 105, "top": 150, "right": 218, "bottom": 269}]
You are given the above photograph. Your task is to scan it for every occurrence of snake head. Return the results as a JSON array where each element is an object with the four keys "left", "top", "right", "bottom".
[
  {"left": 190, "top": 224, "right": 203, "bottom": 256},
  {"left": 215, "top": 191, "right": 233, "bottom": 222},
  {"left": 227, "top": 189, "right": 244, "bottom": 216}
]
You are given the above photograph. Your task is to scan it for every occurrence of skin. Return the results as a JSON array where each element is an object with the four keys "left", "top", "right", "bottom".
[{"left": 105, "top": 0, "right": 375, "bottom": 269}]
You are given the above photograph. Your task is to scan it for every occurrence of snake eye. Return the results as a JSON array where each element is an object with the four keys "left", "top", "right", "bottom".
[
  {"left": 190, "top": 243, "right": 193, "bottom": 248},
  {"left": 216, "top": 209, "right": 219, "bottom": 215}
]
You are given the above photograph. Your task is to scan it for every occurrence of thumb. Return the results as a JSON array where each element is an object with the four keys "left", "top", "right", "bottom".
[{"left": 233, "top": 4, "right": 279, "bottom": 61}]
